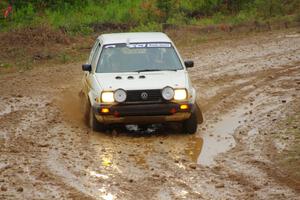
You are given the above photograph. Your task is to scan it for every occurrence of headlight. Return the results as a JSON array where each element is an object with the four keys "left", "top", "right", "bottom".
[
  {"left": 162, "top": 87, "right": 174, "bottom": 100},
  {"left": 114, "top": 89, "right": 127, "bottom": 103},
  {"left": 101, "top": 91, "right": 114, "bottom": 103},
  {"left": 174, "top": 89, "right": 187, "bottom": 100}
]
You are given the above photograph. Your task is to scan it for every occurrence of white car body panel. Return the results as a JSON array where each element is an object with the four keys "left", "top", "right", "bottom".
[{"left": 94, "top": 71, "right": 187, "bottom": 91}]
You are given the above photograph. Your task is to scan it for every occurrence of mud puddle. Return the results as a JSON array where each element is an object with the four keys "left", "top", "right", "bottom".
[
  {"left": 55, "top": 88, "right": 242, "bottom": 169},
  {"left": 197, "top": 106, "right": 250, "bottom": 166},
  {"left": 88, "top": 125, "right": 203, "bottom": 169}
]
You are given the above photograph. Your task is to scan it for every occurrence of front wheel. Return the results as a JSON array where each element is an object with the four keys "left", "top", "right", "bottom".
[
  {"left": 182, "top": 111, "right": 198, "bottom": 134},
  {"left": 88, "top": 103, "right": 106, "bottom": 132}
]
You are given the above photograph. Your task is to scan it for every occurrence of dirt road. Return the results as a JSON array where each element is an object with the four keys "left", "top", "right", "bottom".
[{"left": 1, "top": 29, "right": 300, "bottom": 200}]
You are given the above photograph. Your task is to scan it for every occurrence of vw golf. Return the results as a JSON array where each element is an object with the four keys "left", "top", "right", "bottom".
[{"left": 81, "top": 32, "right": 203, "bottom": 134}]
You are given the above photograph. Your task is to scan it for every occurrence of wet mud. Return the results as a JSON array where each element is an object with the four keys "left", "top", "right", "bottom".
[{"left": 1, "top": 29, "right": 300, "bottom": 199}]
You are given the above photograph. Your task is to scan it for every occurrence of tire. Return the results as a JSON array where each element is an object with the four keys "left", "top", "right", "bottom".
[
  {"left": 182, "top": 111, "right": 198, "bottom": 134},
  {"left": 87, "top": 102, "right": 106, "bottom": 132},
  {"left": 196, "top": 103, "right": 204, "bottom": 124}
]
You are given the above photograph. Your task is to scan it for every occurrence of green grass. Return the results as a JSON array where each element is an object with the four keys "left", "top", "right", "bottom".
[
  {"left": 0, "top": 0, "right": 299, "bottom": 35},
  {"left": 1, "top": 0, "right": 149, "bottom": 34},
  {"left": 0, "top": 63, "right": 12, "bottom": 68},
  {"left": 59, "top": 53, "right": 71, "bottom": 64}
]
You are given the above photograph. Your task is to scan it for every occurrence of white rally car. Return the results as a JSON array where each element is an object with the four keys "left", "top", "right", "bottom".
[{"left": 81, "top": 32, "right": 203, "bottom": 134}]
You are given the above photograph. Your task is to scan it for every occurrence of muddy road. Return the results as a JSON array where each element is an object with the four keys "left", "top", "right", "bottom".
[{"left": 1, "top": 29, "right": 300, "bottom": 200}]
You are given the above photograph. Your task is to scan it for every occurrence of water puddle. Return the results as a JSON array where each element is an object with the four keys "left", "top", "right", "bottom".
[
  {"left": 83, "top": 105, "right": 245, "bottom": 168},
  {"left": 84, "top": 104, "right": 249, "bottom": 168},
  {"left": 197, "top": 106, "right": 248, "bottom": 166},
  {"left": 89, "top": 125, "right": 204, "bottom": 170},
  {"left": 184, "top": 136, "right": 203, "bottom": 161},
  {"left": 89, "top": 171, "right": 109, "bottom": 179}
]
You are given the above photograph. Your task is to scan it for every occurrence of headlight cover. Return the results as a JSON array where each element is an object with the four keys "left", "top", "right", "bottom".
[
  {"left": 114, "top": 89, "right": 127, "bottom": 103},
  {"left": 101, "top": 91, "right": 114, "bottom": 103},
  {"left": 174, "top": 89, "right": 187, "bottom": 100},
  {"left": 162, "top": 87, "right": 174, "bottom": 100}
]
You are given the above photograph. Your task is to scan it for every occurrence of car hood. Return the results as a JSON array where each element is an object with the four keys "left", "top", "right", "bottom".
[{"left": 95, "top": 70, "right": 188, "bottom": 91}]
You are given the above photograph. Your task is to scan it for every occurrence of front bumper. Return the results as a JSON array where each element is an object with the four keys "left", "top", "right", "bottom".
[{"left": 93, "top": 103, "right": 194, "bottom": 124}]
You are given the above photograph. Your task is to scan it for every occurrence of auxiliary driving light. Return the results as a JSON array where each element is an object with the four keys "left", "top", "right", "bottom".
[
  {"left": 162, "top": 87, "right": 174, "bottom": 100},
  {"left": 114, "top": 89, "right": 127, "bottom": 103}
]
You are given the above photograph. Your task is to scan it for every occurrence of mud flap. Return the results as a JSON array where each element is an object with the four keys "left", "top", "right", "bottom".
[{"left": 196, "top": 103, "right": 204, "bottom": 124}]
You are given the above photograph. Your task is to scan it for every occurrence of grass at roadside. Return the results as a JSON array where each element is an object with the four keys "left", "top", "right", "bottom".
[{"left": 0, "top": 0, "right": 299, "bottom": 34}]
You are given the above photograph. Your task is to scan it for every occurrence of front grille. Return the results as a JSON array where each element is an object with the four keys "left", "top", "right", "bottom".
[
  {"left": 114, "top": 104, "right": 174, "bottom": 116},
  {"left": 126, "top": 90, "right": 162, "bottom": 103}
]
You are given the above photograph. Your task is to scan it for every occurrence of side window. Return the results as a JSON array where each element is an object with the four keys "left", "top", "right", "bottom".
[
  {"left": 91, "top": 44, "right": 101, "bottom": 70},
  {"left": 88, "top": 40, "right": 99, "bottom": 64}
]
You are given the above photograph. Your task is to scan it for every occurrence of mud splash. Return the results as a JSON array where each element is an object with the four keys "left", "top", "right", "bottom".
[{"left": 54, "top": 89, "right": 85, "bottom": 127}]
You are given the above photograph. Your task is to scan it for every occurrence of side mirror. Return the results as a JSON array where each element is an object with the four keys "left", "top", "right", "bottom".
[
  {"left": 82, "top": 64, "right": 92, "bottom": 72},
  {"left": 184, "top": 60, "right": 194, "bottom": 68}
]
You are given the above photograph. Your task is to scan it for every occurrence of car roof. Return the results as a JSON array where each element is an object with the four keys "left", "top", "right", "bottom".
[{"left": 98, "top": 32, "right": 172, "bottom": 45}]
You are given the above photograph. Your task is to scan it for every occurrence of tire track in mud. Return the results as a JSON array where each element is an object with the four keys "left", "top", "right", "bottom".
[
  {"left": 0, "top": 65, "right": 97, "bottom": 199},
  {"left": 195, "top": 61, "right": 300, "bottom": 199},
  {"left": 197, "top": 62, "right": 300, "bottom": 114}
]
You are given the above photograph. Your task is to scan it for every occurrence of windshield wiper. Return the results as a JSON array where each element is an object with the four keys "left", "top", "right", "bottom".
[
  {"left": 135, "top": 69, "right": 177, "bottom": 72},
  {"left": 135, "top": 69, "right": 162, "bottom": 72}
]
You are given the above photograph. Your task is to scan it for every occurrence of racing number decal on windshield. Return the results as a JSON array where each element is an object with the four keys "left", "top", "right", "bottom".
[
  {"left": 127, "top": 44, "right": 146, "bottom": 48},
  {"left": 127, "top": 43, "right": 172, "bottom": 48},
  {"left": 104, "top": 43, "right": 172, "bottom": 49},
  {"left": 147, "top": 43, "right": 171, "bottom": 48}
]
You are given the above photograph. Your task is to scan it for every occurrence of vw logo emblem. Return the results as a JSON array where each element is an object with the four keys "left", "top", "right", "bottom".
[{"left": 141, "top": 92, "right": 148, "bottom": 100}]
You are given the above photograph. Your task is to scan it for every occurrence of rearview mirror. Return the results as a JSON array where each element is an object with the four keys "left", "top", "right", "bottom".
[
  {"left": 82, "top": 64, "right": 92, "bottom": 72},
  {"left": 184, "top": 60, "right": 194, "bottom": 68}
]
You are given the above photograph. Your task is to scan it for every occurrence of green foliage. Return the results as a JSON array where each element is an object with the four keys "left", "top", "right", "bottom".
[
  {"left": 130, "top": 22, "right": 162, "bottom": 32},
  {"left": 0, "top": 0, "right": 299, "bottom": 34},
  {"left": 179, "top": 0, "right": 223, "bottom": 16},
  {"left": 156, "top": 0, "right": 176, "bottom": 22},
  {"left": 13, "top": 0, "right": 89, "bottom": 10},
  {"left": 12, "top": 4, "right": 35, "bottom": 27},
  {"left": 42, "top": 0, "right": 145, "bottom": 34},
  {"left": 0, "top": 63, "right": 12, "bottom": 68},
  {"left": 59, "top": 53, "right": 71, "bottom": 64},
  {"left": 254, "top": 0, "right": 284, "bottom": 18}
]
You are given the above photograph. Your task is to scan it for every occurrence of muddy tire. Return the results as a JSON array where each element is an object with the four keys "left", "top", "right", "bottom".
[
  {"left": 87, "top": 103, "right": 106, "bottom": 132},
  {"left": 196, "top": 103, "right": 204, "bottom": 124},
  {"left": 183, "top": 111, "right": 198, "bottom": 134}
]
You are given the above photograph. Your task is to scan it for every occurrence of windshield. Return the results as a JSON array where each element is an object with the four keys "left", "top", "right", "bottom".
[{"left": 96, "top": 43, "right": 183, "bottom": 73}]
